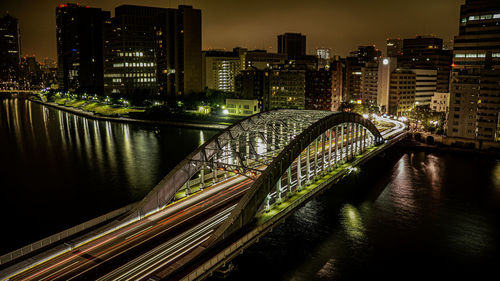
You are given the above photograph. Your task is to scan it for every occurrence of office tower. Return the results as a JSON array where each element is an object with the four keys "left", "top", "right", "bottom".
[
  {"left": 0, "top": 13, "right": 21, "bottom": 87},
  {"left": 202, "top": 50, "right": 241, "bottom": 92},
  {"left": 56, "top": 3, "right": 109, "bottom": 94},
  {"left": 446, "top": 69, "right": 480, "bottom": 139},
  {"left": 476, "top": 69, "right": 500, "bottom": 141},
  {"left": 398, "top": 35, "right": 452, "bottom": 93},
  {"left": 266, "top": 67, "right": 305, "bottom": 110},
  {"left": 388, "top": 69, "right": 416, "bottom": 116},
  {"left": 411, "top": 69, "right": 437, "bottom": 106},
  {"left": 305, "top": 69, "right": 332, "bottom": 111},
  {"left": 330, "top": 61, "right": 344, "bottom": 110},
  {"left": 360, "top": 62, "right": 379, "bottom": 105},
  {"left": 104, "top": 5, "right": 201, "bottom": 99},
  {"left": 277, "top": 33, "right": 306, "bottom": 60},
  {"left": 344, "top": 57, "right": 363, "bottom": 101},
  {"left": 453, "top": 0, "right": 500, "bottom": 70},
  {"left": 349, "top": 45, "right": 382, "bottom": 65},
  {"left": 157, "top": 5, "right": 202, "bottom": 97},
  {"left": 386, "top": 38, "right": 402, "bottom": 57},
  {"left": 377, "top": 57, "right": 397, "bottom": 112},
  {"left": 104, "top": 5, "right": 163, "bottom": 98},
  {"left": 447, "top": 0, "right": 500, "bottom": 141}
]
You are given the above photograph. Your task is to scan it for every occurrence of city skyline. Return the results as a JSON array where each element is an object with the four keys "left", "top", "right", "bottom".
[{"left": 0, "top": 0, "right": 463, "bottom": 60}]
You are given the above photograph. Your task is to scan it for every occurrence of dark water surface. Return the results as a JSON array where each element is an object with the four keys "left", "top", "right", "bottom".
[
  {"left": 215, "top": 149, "right": 500, "bottom": 280},
  {"left": 0, "top": 98, "right": 217, "bottom": 254}
]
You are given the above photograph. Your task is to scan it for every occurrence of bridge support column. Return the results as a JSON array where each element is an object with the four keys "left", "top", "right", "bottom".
[
  {"left": 314, "top": 137, "right": 318, "bottom": 180},
  {"left": 280, "top": 123, "right": 284, "bottom": 149},
  {"left": 246, "top": 132, "right": 250, "bottom": 166},
  {"left": 306, "top": 144, "right": 311, "bottom": 185},
  {"left": 212, "top": 155, "right": 217, "bottom": 185},
  {"left": 185, "top": 180, "right": 191, "bottom": 196},
  {"left": 297, "top": 152, "right": 302, "bottom": 190},
  {"left": 272, "top": 123, "right": 276, "bottom": 152},
  {"left": 224, "top": 145, "right": 229, "bottom": 179},
  {"left": 276, "top": 179, "right": 282, "bottom": 203},
  {"left": 340, "top": 124, "right": 345, "bottom": 163},
  {"left": 200, "top": 164, "right": 205, "bottom": 190},
  {"left": 320, "top": 133, "right": 325, "bottom": 175},
  {"left": 335, "top": 125, "right": 339, "bottom": 167},
  {"left": 287, "top": 166, "right": 292, "bottom": 196},
  {"left": 350, "top": 123, "right": 354, "bottom": 160},
  {"left": 346, "top": 123, "right": 350, "bottom": 161},
  {"left": 355, "top": 123, "right": 359, "bottom": 155},
  {"left": 362, "top": 128, "right": 366, "bottom": 153},
  {"left": 328, "top": 128, "right": 332, "bottom": 171},
  {"left": 351, "top": 123, "right": 355, "bottom": 159}
]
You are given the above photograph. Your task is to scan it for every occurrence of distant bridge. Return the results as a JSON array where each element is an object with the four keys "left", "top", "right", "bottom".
[{"left": 1, "top": 110, "right": 405, "bottom": 281}]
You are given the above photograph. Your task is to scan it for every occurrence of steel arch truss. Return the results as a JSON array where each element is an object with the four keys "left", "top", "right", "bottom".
[
  {"left": 202, "top": 111, "right": 383, "bottom": 247},
  {"left": 127, "top": 109, "right": 357, "bottom": 219}
]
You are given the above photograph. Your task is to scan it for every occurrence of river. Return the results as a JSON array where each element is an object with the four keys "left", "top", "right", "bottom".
[
  {"left": 1, "top": 98, "right": 499, "bottom": 279},
  {"left": 0, "top": 98, "right": 217, "bottom": 254}
]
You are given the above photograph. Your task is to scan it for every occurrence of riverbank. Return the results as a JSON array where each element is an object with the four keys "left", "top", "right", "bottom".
[
  {"left": 30, "top": 98, "right": 229, "bottom": 131},
  {"left": 402, "top": 133, "right": 500, "bottom": 157}
]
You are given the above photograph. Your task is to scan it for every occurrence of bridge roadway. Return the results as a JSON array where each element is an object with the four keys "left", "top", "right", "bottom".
[{"left": 0, "top": 114, "right": 404, "bottom": 281}]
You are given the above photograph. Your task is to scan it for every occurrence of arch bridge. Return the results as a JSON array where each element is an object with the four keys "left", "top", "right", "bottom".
[{"left": 130, "top": 109, "right": 383, "bottom": 245}]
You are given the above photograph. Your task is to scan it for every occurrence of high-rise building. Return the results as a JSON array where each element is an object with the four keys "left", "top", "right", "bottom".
[
  {"left": 305, "top": 69, "right": 332, "bottom": 111},
  {"left": 343, "top": 57, "right": 363, "bottom": 101},
  {"left": 386, "top": 38, "right": 402, "bottom": 57},
  {"left": 411, "top": 69, "right": 437, "bottom": 106},
  {"left": 103, "top": 5, "right": 163, "bottom": 98},
  {"left": 360, "top": 62, "right": 379, "bottom": 105},
  {"left": 446, "top": 69, "right": 480, "bottom": 139},
  {"left": 156, "top": 5, "right": 202, "bottom": 97},
  {"left": 398, "top": 35, "right": 452, "bottom": 93},
  {"left": 447, "top": 0, "right": 500, "bottom": 141},
  {"left": 104, "top": 5, "right": 201, "bottom": 99},
  {"left": 388, "top": 69, "right": 416, "bottom": 116},
  {"left": 202, "top": 50, "right": 241, "bottom": 92},
  {"left": 277, "top": 33, "right": 306, "bottom": 60},
  {"left": 56, "top": 3, "right": 109, "bottom": 94},
  {"left": 377, "top": 57, "right": 398, "bottom": 112},
  {"left": 330, "top": 61, "right": 344, "bottom": 110},
  {"left": 453, "top": 0, "right": 500, "bottom": 70},
  {"left": 266, "top": 67, "right": 305, "bottom": 110},
  {"left": 477, "top": 69, "right": 500, "bottom": 141},
  {"left": 0, "top": 13, "right": 21, "bottom": 88}
]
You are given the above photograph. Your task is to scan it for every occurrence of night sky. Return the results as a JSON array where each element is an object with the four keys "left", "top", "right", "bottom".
[{"left": 1, "top": 0, "right": 464, "bottom": 60}]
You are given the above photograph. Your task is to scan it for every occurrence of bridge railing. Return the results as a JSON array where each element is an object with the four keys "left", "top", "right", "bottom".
[{"left": 0, "top": 203, "right": 135, "bottom": 266}]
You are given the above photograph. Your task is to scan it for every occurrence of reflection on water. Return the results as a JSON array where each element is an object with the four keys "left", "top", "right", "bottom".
[
  {"left": 0, "top": 98, "right": 217, "bottom": 254},
  {"left": 218, "top": 151, "right": 500, "bottom": 280}
]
